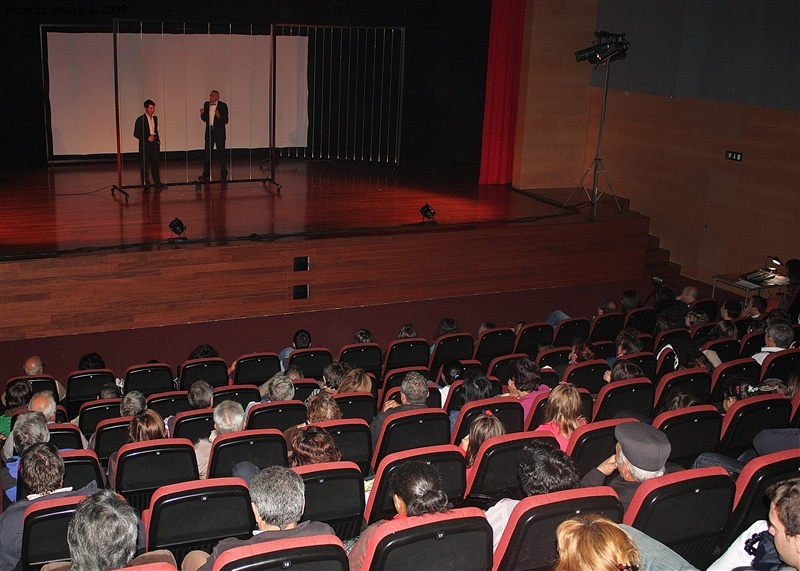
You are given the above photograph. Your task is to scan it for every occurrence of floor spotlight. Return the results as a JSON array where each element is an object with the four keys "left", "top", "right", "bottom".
[
  {"left": 420, "top": 204, "right": 436, "bottom": 222},
  {"left": 169, "top": 218, "right": 186, "bottom": 240}
]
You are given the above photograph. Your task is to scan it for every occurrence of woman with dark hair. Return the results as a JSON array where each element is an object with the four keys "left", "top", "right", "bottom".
[
  {"left": 289, "top": 426, "right": 342, "bottom": 467},
  {"left": 430, "top": 318, "right": 459, "bottom": 354},
  {"left": 348, "top": 460, "right": 450, "bottom": 567},
  {"left": 397, "top": 323, "right": 417, "bottom": 339},
  {"left": 107, "top": 408, "right": 165, "bottom": 489},
  {"left": 0, "top": 379, "right": 33, "bottom": 438},
  {"left": 449, "top": 375, "right": 494, "bottom": 431}
]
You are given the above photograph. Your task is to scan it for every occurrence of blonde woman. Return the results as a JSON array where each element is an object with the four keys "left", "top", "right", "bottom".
[
  {"left": 537, "top": 383, "right": 586, "bottom": 451},
  {"left": 555, "top": 514, "right": 641, "bottom": 571}
]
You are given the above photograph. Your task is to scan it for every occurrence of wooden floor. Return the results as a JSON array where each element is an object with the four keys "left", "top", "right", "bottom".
[
  {"left": 0, "top": 159, "right": 651, "bottom": 341},
  {"left": 0, "top": 159, "right": 624, "bottom": 259}
]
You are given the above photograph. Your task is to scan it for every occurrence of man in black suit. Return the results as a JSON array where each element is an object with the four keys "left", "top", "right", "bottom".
[
  {"left": 132, "top": 99, "right": 164, "bottom": 189},
  {"left": 199, "top": 90, "right": 229, "bottom": 181}
]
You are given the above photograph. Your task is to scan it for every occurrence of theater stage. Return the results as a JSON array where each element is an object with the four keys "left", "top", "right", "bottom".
[{"left": 0, "top": 158, "right": 651, "bottom": 344}]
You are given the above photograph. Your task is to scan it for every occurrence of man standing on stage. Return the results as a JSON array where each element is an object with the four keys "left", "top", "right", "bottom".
[
  {"left": 133, "top": 99, "right": 164, "bottom": 189},
  {"left": 199, "top": 90, "right": 229, "bottom": 181}
]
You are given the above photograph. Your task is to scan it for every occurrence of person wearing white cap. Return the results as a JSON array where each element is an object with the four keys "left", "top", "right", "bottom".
[{"left": 581, "top": 421, "right": 672, "bottom": 510}]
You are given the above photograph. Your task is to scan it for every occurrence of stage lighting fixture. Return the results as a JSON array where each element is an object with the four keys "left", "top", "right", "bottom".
[
  {"left": 169, "top": 218, "right": 186, "bottom": 238},
  {"left": 420, "top": 204, "right": 436, "bottom": 221},
  {"left": 575, "top": 31, "right": 629, "bottom": 64}
]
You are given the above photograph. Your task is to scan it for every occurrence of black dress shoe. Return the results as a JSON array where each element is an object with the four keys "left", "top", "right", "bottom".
[
  {"left": 221, "top": 174, "right": 228, "bottom": 181},
  {"left": 143, "top": 183, "right": 150, "bottom": 191},
  {"left": 198, "top": 174, "right": 209, "bottom": 181},
  {"left": 155, "top": 183, "right": 168, "bottom": 189}
]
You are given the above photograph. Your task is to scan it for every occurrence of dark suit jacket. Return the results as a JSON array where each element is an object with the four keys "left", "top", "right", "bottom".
[
  {"left": 201, "top": 101, "right": 229, "bottom": 140},
  {"left": 133, "top": 114, "right": 159, "bottom": 148}
]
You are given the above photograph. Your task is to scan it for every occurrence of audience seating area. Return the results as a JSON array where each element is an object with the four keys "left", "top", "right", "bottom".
[{"left": 3, "top": 300, "right": 799, "bottom": 570}]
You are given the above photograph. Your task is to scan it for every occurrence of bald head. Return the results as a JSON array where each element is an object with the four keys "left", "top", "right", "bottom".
[
  {"left": 29, "top": 391, "right": 57, "bottom": 422},
  {"left": 24, "top": 356, "right": 44, "bottom": 376},
  {"left": 679, "top": 287, "right": 698, "bottom": 303}
]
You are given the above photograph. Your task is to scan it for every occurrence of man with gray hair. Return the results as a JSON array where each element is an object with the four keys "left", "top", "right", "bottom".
[
  {"left": 752, "top": 321, "right": 795, "bottom": 365},
  {"left": 1, "top": 412, "right": 49, "bottom": 502},
  {"left": 369, "top": 371, "right": 429, "bottom": 451},
  {"left": 182, "top": 465, "right": 335, "bottom": 571},
  {"left": 194, "top": 399, "right": 245, "bottom": 479},
  {"left": 581, "top": 421, "right": 672, "bottom": 511},
  {"left": 40, "top": 489, "right": 176, "bottom": 571},
  {"left": 264, "top": 374, "right": 296, "bottom": 402},
  {"left": 3, "top": 391, "right": 89, "bottom": 462}
]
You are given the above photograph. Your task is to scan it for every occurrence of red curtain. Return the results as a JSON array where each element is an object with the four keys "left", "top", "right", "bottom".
[{"left": 479, "top": 0, "right": 526, "bottom": 185}]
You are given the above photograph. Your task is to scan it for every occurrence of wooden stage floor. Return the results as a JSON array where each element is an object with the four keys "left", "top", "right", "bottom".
[
  {"left": 0, "top": 159, "right": 651, "bottom": 342},
  {"left": 0, "top": 159, "right": 632, "bottom": 259}
]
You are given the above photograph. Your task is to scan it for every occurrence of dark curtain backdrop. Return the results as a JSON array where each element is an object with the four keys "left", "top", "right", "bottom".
[{"left": 479, "top": 0, "right": 525, "bottom": 185}]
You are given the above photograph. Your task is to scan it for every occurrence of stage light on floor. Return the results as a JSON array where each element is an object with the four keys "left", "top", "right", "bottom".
[
  {"left": 420, "top": 203, "right": 436, "bottom": 222},
  {"left": 169, "top": 218, "right": 186, "bottom": 240}
]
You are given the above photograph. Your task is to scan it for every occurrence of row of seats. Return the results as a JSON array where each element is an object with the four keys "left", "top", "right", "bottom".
[
  {"left": 8, "top": 314, "right": 799, "bottom": 423},
  {"left": 22, "top": 441, "right": 800, "bottom": 570}
]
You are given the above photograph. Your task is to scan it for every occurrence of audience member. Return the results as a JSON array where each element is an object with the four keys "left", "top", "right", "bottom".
[
  {"left": 685, "top": 309, "right": 709, "bottom": 329},
  {"left": 537, "top": 383, "right": 587, "bottom": 451},
  {"left": 348, "top": 460, "right": 451, "bottom": 568},
  {"left": 20, "top": 355, "right": 66, "bottom": 400},
  {"left": 720, "top": 298, "right": 743, "bottom": 320},
  {"left": 22, "top": 355, "right": 45, "bottom": 377},
  {"left": 353, "top": 328, "right": 375, "bottom": 344},
  {"left": 504, "top": 357, "right": 550, "bottom": 419},
  {"left": 0, "top": 442, "right": 98, "bottom": 570},
  {"left": 188, "top": 344, "right": 219, "bottom": 360},
  {"left": 289, "top": 425, "right": 342, "bottom": 467},
  {"left": 40, "top": 489, "right": 176, "bottom": 571},
  {"left": 78, "top": 352, "right": 106, "bottom": 370},
  {"left": 752, "top": 321, "right": 795, "bottom": 365},
  {"left": 337, "top": 368, "right": 372, "bottom": 394},
  {"left": 0, "top": 379, "right": 33, "bottom": 438},
  {"left": 460, "top": 413, "right": 506, "bottom": 481},
  {"left": 581, "top": 422, "right": 672, "bottom": 510},
  {"left": 370, "top": 371, "right": 428, "bottom": 450},
  {"left": 1, "top": 412, "right": 49, "bottom": 502},
  {"left": 485, "top": 440, "right": 580, "bottom": 550},
  {"left": 449, "top": 375, "right": 494, "bottom": 431},
  {"left": 284, "top": 392, "right": 342, "bottom": 453},
  {"left": 438, "top": 359, "right": 464, "bottom": 407},
  {"left": 166, "top": 380, "right": 213, "bottom": 436},
  {"left": 430, "top": 318, "right": 459, "bottom": 354},
  {"left": 99, "top": 382, "right": 122, "bottom": 399},
  {"left": 608, "top": 329, "right": 644, "bottom": 368},
  {"left": 603, "top": 361, "right": 644, "bottom": 384},
  {"left": 107, "top": 409, "right": 166, "bottom": 489},
  {"left": 743, "top": 295, "right": 767, "bottom": 319},
  {"left": 120, "top": 390, "right": 146, "bottom": 417},
  {"left": 3, "top": 391, "right": 89, "bottom": 461},
  {"left": 321, "top": 362, "right": 352, "bottom": 394},
  {"left": 280, "top": 329, "right": 312, "bottom": 370},
  {"left": 555, "top": 514, "right": 641, "bottom": 571},
  {"left": 693, "top": 428, "right": 800, "bottom": 478},
  {"left": 182, "top": 466, "right": 335, "bottom": 571},
  {"left": 258, "top": 368, "right": 302, "bottom": 398},
  {"left": 195, "top": 400, "right": 245, "bottom": 479},
  {"left": 397, "top": 323, "right": 417, "bottom": 339},
  {"left": 659, "top": 286, "right": 699, "bottom": 326},
  {"left": 621, "top": 290, "right": 640, "bottom": 313},
  {"left": 710, "top": 477, "right": 800, "bottom": 571}
]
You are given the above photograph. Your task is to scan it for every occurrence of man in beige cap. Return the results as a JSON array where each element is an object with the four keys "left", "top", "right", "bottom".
[{"left": 581, "top": 421, "right": 672, "bottom": 510}]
